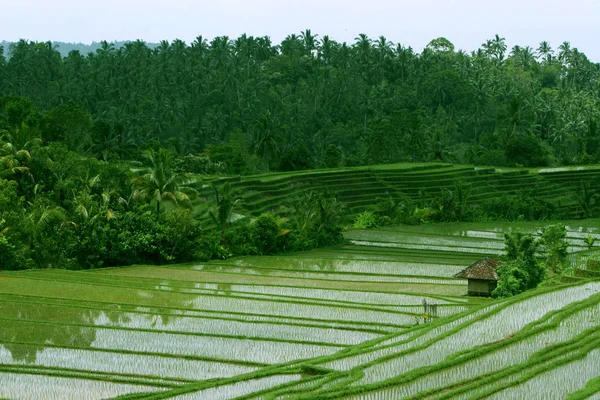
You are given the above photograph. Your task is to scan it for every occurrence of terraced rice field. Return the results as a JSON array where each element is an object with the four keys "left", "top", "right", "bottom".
[
  {"left": 200, "top": 163, "right": 600, "bottom": 221},
  {"left": 1, "top": 219, "right": 600, "bottom": 399}
]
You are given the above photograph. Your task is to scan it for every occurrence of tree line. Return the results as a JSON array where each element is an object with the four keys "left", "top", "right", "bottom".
[{"left": 1, "top": 33, "right": 599, "bottom": 171}]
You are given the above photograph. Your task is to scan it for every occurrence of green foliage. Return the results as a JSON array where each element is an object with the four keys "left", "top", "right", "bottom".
[
  {"left": 173, "top": 153, "right": 220, "bottom": 174},
  {"left": 1, "top": 34, "right": 598, "bottom": 171},
  {"left": 41, "top": 100, "right": 92, "bottom": 149},
  {"left": 279, "top": 142, "right": 313, "bottom": 171},
  {"left": 202, "top": 142, "right": 248, "bottom": 175},
  {"left": 429, "top": 183, "right": 471, "bottom": 222},
  {"left": 493, "top": 230, "right": 546, "bottom": 298},
  {"left": 490, "top": 261, "right": 525, "bottom": 298},
  {"left": 585, "top": 235, "right": 596, "bottom": 250},
  {"left": 208, "top": 181, "right": 241, "bottom": 246},
  {"left": 285, "top": 191, "right": 345, "bottom": 250},
  {"left": 157, "top": 209, "right": 203, "bottom": 262},
  {"left": 322, "top": 144, "right": 344, "bottom": 169},
  {"left": 539, "top": 224, "right": 569, "bottom": 273},
  {"left": 478, "top": 189, "right": 557, "bottom": 221},
  {"left": 0, "top": 96, "right": 40, "bottom": 128},
  {"left": 421, "top": 69, "right": 472, "bottom": 109},
  {"left": 131, "top": 148, "right": 198, "bottom": 215},
  {"left": 0, "top": 219, "right": 28, "bottom": 270},
  {"left": 352, "top": 210, "right": 378, "bottom": 229},
  {"left": 505, "top": 135, "right": 553, "bottom": 167},
  {"left": 251, "top": 213, "right": 281, "bottom": 255}
]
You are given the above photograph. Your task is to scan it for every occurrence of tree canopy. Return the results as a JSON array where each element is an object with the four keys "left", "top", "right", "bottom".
[{"left": 1, "top": 33, "right": 599, "bottom": 170}]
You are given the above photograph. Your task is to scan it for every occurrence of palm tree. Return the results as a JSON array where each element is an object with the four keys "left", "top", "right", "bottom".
[
  {"left": 131, "top": 148, "right": 198, "bottom": 215},
  {"left": 22, "top": 199, "right": 70, "bottom": 267},
  {"left": 353, "top": 33, "right": 372, "bottom": 67},
  {"left": 558, "top": 41, "right": 573, "bottom": 69},
  {"left": 482, "top": 34, "right": 507, "bottom": 63},
  {"left": 300, "top": 29, "right": 320, "bottom": 57},
  {"left": 209, "top": 182, "right": 241, "bottom": 245},
  {"left": 0, "top": 123, "right": 40, "bottom": 179},
  {"left": 537, "top": 41, "right": 554, "bottom": 64},
  {"left": 252, "top": 111, "right": 280, "bottom": 170}
]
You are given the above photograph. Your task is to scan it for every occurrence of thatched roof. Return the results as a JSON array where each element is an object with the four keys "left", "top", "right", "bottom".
[{"left": 454, "top": 257, "right": 499, "bottom": 281}]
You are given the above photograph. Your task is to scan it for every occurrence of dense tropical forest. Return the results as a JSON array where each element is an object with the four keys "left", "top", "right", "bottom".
[
  {"left": 1, "top": 32, "right": 599, "bottom": 272},
  {"left": 0, "top": 40, "right": 161, "bottom": 59}
]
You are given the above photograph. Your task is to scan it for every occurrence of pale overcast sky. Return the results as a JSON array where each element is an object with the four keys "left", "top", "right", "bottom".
[{"left": 2, "top": 0, "right": 599, "bottom": 61}]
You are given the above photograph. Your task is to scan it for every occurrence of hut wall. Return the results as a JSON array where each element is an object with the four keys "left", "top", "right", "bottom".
[{"left": 468, "top": 279, "right": 492, "bottom": 296}]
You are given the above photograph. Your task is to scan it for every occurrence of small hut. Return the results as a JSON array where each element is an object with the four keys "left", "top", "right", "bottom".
[{"left": 454, "top": 257, "right": 499, "bottom": 297}]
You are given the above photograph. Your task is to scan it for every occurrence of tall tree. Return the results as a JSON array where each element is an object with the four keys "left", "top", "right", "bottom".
[{"left": 131, "top": 148, "right": 198, "bottom": 214}]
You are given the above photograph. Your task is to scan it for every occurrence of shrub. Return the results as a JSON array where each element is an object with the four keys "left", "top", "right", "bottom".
[
  {"left": 158, "top": 209, "right": 203, "bottom": 263},
  {"left": 251, "top": 214, "right": 281, "bottom": 255},
  {"left": 0, "top": 235, "right": 28, "bottom": 270},
  {"left": 353, "top": 211, "right": 378, "bottom": 229},
  {"left": 478, "top": 190, "right": 557, "bottom": 220},
  {"left": 494, "top": 230, "right": 546, "bottom": 298},
  {"left": 539, "top": 224, "right": 568, "bottom": 273},
  {"left": 505, "top": 135, "right": 552, "bottom": 167}
]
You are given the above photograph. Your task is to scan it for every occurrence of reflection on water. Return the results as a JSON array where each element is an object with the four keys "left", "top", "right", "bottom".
[
  {"left": 203, "top": 257, "right": 340, "bottom": 273},
  {"left": 0, "top": 283, "right": 195, "bottom": 363},
  {"left": 0, "top": 303, "right": 98, "bottom": 363}
]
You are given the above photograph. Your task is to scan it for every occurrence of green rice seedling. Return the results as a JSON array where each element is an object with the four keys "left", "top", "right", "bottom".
[
  {"left": 355, "top": 283, "right": 600, "bottom": 385},
  {"left": 209, "top": 257, "right": 467, "bottom": 277},
  {"left": 81, "top": 264, "right": 464, "bottom": 285},
  {"left": 0, "top": 292, "right": 392, "bottom": 333},
  {"left": 348, "top": 240, "right": 504, "bottom": 256},
  {"left": 190, "top": 268, "right": 464, "bottom": 285},
  {"left": 0, "top": 371, "right": 164, "bottom": 399},
  {"left": 198, "top": 285, "right": 459, "bottom": 306},
  {"left": 0, "top": 277, "right": 413, "bottom": 326},
  {"left": 1, "top": 320, "right": 342, "bottom": 364},
  {"left": 169, "top": 374, "right": 301, "bottom": 400},
  {"left": 320, "top": 305, "right": 500, "bottom": 372},
  {"left": 345, "top": 230, "right": 505, "bottom": 250},
  {"left": 0, "top": 345, "right": 257, "bottom": 381},
  {"left": 0, "top": 300, "right": 374, "bottom": 345},
  {"left": 486, "top": 349, "right": 600, "bottom": 399},
  {"left": 359, "top": 296, "right": 600, "bottom": 399}
]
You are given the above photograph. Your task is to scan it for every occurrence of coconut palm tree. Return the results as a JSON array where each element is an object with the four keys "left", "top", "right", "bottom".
[
  {"left": 252, "top": 111, "right": 280, "bottom": 170},
  {"left": 22, "top": 199, "right": 70, "bottom": 267},
  {"left": 209, "top": 182, "right": 241, "bottom": 245},
  {"left": 0, "top": 123, "right": 40, "bottom": 179},
  {"left": 537, "top": 41, "right": 554, "bottom": 64},
  {"left": 300, "top": 29, "right": 320, "bottom": 57},
  {"left": 131, "top": 148, "right": 198, "bottom": 215}
]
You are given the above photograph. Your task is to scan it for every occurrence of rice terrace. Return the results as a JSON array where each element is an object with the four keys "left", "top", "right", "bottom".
[
  {"left": 2, "top": 163, "right": 600, "bottom": 399},
  {"left": 2, "top": 24, "right": 600, "bottom": 399}
]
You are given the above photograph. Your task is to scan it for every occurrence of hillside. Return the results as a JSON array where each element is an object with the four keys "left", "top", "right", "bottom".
[{"left": 205, "top": 163, "right": 600, "bottom": 220}]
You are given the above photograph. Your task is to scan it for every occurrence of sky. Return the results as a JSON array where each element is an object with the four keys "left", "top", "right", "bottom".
[{"left": 1, "top": 0, "right": 599, "bottom": 61}]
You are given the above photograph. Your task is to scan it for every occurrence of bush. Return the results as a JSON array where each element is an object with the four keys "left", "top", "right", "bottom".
[
  {"left": 158, "top": 209, "right": 203, "bottom": 263},
  {"left": 493, "top": 230, "right": 546, "bottom": 298},
  {"left": 505, "top": 135, "right": 552, "bottom": 167},
  {"left": 353, "top": 211, "right": 378, "bottom": 229},
  {"left": 473, "top": 149, "right": 507, "bottom": 167},
  {"left": 478, "top": 190, "right": 557, "bottom": 220},
  {"left": 279, "top": 144, "right": 313, "bottom": 171},
  {"left": 323, "top": 144, "right": 344, "bottom": 168},
  {"left": 539, "top": 224, "right": 568, "bottom": 273},
  {"left": 0, "top": 235, "right": 28, "bottom": 270},
  {"left": 251, "top": 214, "right": 281, "bottom": 255}
]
